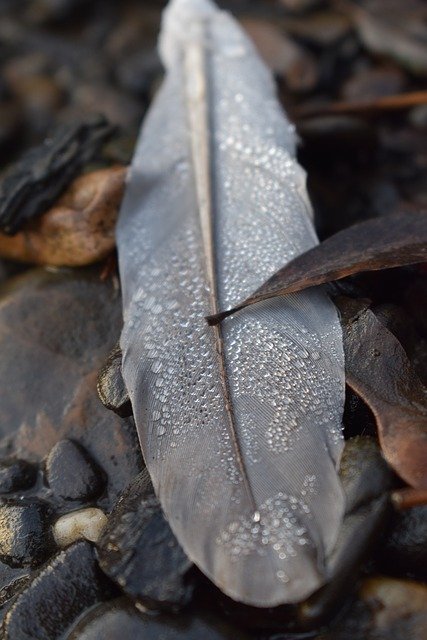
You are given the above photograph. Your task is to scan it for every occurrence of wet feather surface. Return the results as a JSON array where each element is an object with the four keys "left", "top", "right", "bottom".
[{"left": 117, "top": 0, "right": 345, "bottom": 607}]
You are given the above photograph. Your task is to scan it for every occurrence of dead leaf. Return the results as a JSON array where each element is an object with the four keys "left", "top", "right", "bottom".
[
  {"left": 296, "top": 91, "right": 427, "bottom": 119},
  {"left": 336, "top": 296, "right": 427, "bottom": 490},
  {"left": 207, "top": 211, "right": 427, "bottom": 325},
  {"left": 0, "top": 165, "right": 127, "bottom": 267}
]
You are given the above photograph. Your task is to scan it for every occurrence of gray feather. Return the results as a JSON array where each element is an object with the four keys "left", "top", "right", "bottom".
[{"left": 117, "top": 0, "right": 345, "bottom": 607}]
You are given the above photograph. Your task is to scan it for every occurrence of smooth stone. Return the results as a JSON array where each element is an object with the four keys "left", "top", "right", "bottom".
[
  {"left": 1, "top": 541, "right": 115, "bottom": 640},
  {"left": 45, "top": 439, "right": 105, "bottom": 502},
  {"left": 66, "top": 598, "right": 250, "bottom": 640},
  {"left": 316, "top": 577, "right": 427, "bottom": 640},
  {"left": 0, "top": 498, "right": 54, "bottom": 567},
  {"left": 54, "top": 508, "right": 108, "bottom": 547},
  {"left": 0, "top": 459, "right": 37, "bottom": 493},
  {"left": 0, "top": 268, "right": 143, "bottom": 509},
  {"left": 97, "top": 344, "right": 132, "bottom": 418},
  {"left": 98, "top": 469, "right": 194, "bottom": 610}
]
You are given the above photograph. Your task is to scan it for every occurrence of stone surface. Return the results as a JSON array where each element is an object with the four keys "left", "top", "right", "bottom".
[
  {"left": 98, "top": 469, "right": 193, "bottom": 609},
  {"left": 45, "top": 439, "right": 105, "bottom": 502},
  {"left": 0, "top": 459, "right": 37, "bottom": 494},
  {"left": 0, "top": 498, "right": 54, "bottom": 567},
  {"left": 0, "top": 268, "right": 143, "bottom": 509},
  {"left": 54, "top": 508, "right": 108, "bottom": 547},
  {"left": 1, "top": 541, "right": 115, "bottom": 640},
  {"left": 66, "top": 599, "right": 250, "bottom": 640},
  {"left": 97, "top": 343, "right": 132, "bottom": 418}
]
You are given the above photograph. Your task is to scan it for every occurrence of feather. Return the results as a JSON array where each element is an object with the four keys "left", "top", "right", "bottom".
[{"left": 117, "top": 0, "right": 346, "bottom": 607}]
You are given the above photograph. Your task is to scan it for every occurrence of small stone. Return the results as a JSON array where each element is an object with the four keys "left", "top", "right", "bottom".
[
  {"left": 97, "top": 343, "right": 132, "bottom": 418},
  {"left": 1, "top": 541, "right": 115, "bottom": 640},
  {"left": 45, "top": 439, "right": 105, "bottom": 502},
  {"left": 54, "top": 508, "right": 108, "bottom": 547},
  {"left": 98, "top": 470, "right": 193, "bottom": 609},
  {"left": 66, "top": 598, "right": 250, "bottom": 640},
  {"left": 0, "top": 498, "right": 54, "bottom": 567},
  {"left": 0, "top": 459, "right": 37, "bottom": 493}
]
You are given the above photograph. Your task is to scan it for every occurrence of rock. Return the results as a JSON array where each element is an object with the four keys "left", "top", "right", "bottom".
[
  {"left": 45, "top": 439, "right": 105, "bottom": 502},
  {"left": 360, "top": 576, "right": 427, "bottom": 631},
  {"left": 54, "top": 508, "right": 108, "bottom": 547},
  {"left": 380, "top": 506, "right": 427, "bottom": 580},
  {"left": 0, "top": 459, "right": 37, "bottom": 493},
  {"left": 315, "top": 577, "right": 427, "bottom": 639},
  {"left": 1, "top": 541, "right": 116, "bottom": 640},
  {"left": 98, "top": 470, "right": 193, "bottom": 609},
  {"left": 0, "top": 166, "right": 126, "bottom": 267},
  {"left": 0, "top": 115, "right": 115, "bottom": 234},
  {"left": 97, "top": 344, "right": 132, "bottom": 418},
  {"left": 0, "top": 498, "right": 54, "bottom": 567},
  {"left": 338, "top": 436, "right": 394, "bottom": 512},
  {"left": 66, "top": 598, "right": 250, "bottom": 640},
  {"left": 0, "top": 268, "right": 143, "bottom": 509}
]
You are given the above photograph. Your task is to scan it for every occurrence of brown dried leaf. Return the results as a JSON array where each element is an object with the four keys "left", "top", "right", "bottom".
[
  {"left": 336, "top": 296, "right": 427, "bottom": 490},
  {"left": 207, "top": 211, "right": 427, "bottom": 325},
  {"left": 296, "top": 91, "right": 427, "bottom": 119},
  {"left": 0, "top": 165, "right": 127, "bottom": 267}
]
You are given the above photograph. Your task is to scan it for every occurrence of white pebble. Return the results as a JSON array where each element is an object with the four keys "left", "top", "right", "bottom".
[{"left": 53, "top": 508, "right": 108, "bottom": 547}]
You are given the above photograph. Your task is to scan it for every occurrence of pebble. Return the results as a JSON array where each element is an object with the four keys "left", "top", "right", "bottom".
[
  {"left": 45, "top": 439, "right": 105, "bottom": 502},
  {"left": 98, "top": 469, "right": 194, "bottom": 609},
  {"left": 0, "top": 498, "right": 54, "bottom": 567},
  {"left": 0, "top": 459, "right": 37, "bottom": 493},
  {"left": 54, "top": 508, "right": 108, "bottom": 547},
  {"left": 1, "top": 541, "right": 115, "bottom": 640},
  {"left": 97, "top": 343, "right": 132, "bottom": 418},
  {"left": 0, "top": 269, "right": 143, "bottom": 509},
  {"left": 66, "top": 598, "right": 250, "bottom": 640}
]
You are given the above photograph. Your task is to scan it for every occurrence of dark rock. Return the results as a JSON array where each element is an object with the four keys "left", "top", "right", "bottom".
[
  {"left": 1, "top": 541, "right": 116, "bottom": 640},
  {"left": 0, "top": 498, "right": 54, "bottom": 567},
  {"left": 45, "top": 439, "right": 105, "bottom": 502},
  {"left": 380, "top": 506, "right": 427, "bottom": 580},
  {"left": 317, "top": 577, "right": 427, "bottom": 640},
  {"left": 0, "top": 114, "right": 115, "bottom": 234},
  {"left": 0, "top": 459, "right": 37, "bottom": 493},
  {"left": 0, "top": 268, "right": 143, "bottom": 509},
  {"left": 98, "top": 469, "right": 193, "bottom": 609},
  {"left": 66, "top": 598, "right": 250, "bottom": 640},
  {"left": 97, "top": 344, "right": 132, "bottom": 418},
  {"left": 338, "top": 436, "right": 394, "bottom": 512}
]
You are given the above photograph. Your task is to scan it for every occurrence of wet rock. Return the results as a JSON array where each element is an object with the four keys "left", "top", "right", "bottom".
[
  {"left": 0, "top": 114, "right": 115, "bottom": 234},
  {"left": 66, "top": 598, "right": 250, "bottom": 640},
  {"left": 1, "top": 541, "right": 116, "bottom": 640},
  {"left": 316, "top": 578, "right": 427, "bottom": 639},
  {"left": 0, "top": 268, "right": 143, "bottom": 509},
  {"left": 0, "top": 498, "right": 54, "bottom": 567},
  {"left": 359, "top": 576, "right": 427, "bottom": 633},
  {"left": 380, "top": 506, "right": 427, "bottom": 580},
  {"left": 0, "top": 459, "right": 37, "bottom": 493},
  {"left": 98, "top": 469, "right": 193, "bottom": 609},
  {"left": 338, "top": 436, "right": 394, "bottom": 512},
  {"left": 45, "top": 439, "right": 105, "bottom": 502},
  {"left": 54, "top": 508, "right": 108, "bottom": 547},
  {"left": 97, "top": 344, "right": 132, "bottom": 418}
]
